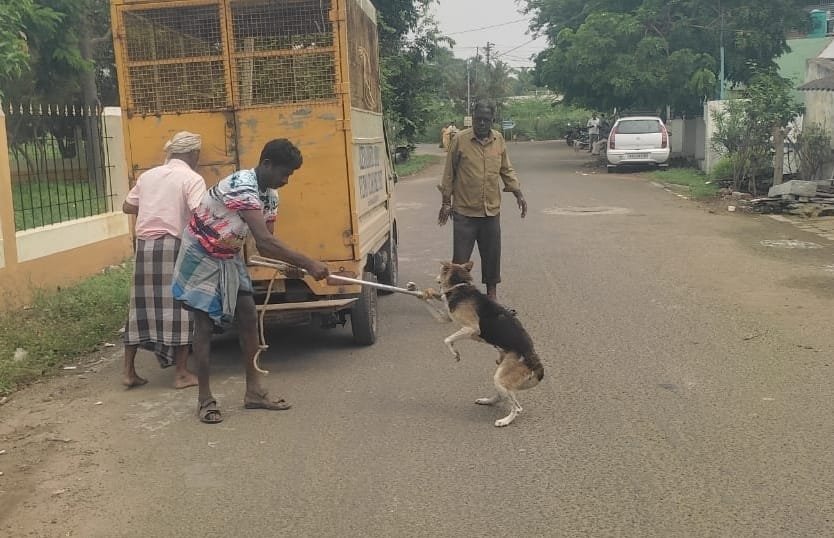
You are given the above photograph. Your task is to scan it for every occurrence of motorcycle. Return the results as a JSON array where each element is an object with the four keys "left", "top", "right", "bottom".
[{"left": 565, "top": 125, "right": 590, "bottom": 150}]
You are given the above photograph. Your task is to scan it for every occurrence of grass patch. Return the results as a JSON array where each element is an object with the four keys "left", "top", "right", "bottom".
[
  {"left": 395, "top": 154, "right": 442, "bottom": 177},
  {"left": 0, "top": 262, "right": 132, "bottom": 396},
  {"left": 12, "top": 181, "right": 111, "bottom": 231},
  {"left": 650, "top": 168, "right": 719, "bottom": 199}
]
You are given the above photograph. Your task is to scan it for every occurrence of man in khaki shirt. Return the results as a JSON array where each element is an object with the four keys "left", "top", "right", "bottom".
[{"left": 438, "top": 100, "right": 527, "bottom": 301}]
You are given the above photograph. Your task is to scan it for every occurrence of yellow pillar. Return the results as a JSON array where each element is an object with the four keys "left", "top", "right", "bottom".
[{"left": 0, "top": 109, "right": 19, "bottom": 271}]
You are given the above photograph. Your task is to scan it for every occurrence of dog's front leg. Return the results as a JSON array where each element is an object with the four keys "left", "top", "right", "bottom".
[{"left": 444, "top": 326, "right": 480, "bottom": 361}]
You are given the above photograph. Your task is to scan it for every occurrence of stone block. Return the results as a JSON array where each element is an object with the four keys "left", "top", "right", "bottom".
[{"left": 769, "top": 180, "right": 818, "bottom": 198}]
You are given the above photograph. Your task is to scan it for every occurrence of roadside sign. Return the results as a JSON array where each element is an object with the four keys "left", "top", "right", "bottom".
[
  {"left": 502, "top": 120, "right": 516, "bottom": 130},
  {"left": 463, "top": 116, "right": 473, "bottom": 127}
]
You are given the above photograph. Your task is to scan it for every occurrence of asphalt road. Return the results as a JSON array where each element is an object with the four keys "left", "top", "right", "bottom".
[{"left": 2, "top": 141, "right": 833, "bottom": 537}]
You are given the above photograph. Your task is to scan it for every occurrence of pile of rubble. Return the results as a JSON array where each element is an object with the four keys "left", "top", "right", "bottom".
[{"left": 735, "top": 180, "right": 834, "bottom": 217}]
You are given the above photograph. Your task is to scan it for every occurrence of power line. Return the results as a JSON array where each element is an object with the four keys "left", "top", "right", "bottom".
[
  {"left": 446, "top": 18, "right": 528, "bottom": 36},
  {"left": 496, "top": 38, "right": 538, "bottom": 58}
]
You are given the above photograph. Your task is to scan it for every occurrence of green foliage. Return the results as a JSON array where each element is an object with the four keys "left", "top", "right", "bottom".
[
  {"left": 651, "top": 168, "right": 719, "bottom": 199},
  {"left": 394, "top": 154, "right": 442, "bottom": 177},
  {"left": 0, "top": 262, "right": 132, "bottom": 396},
  {"left": 534, "top": 11, "right": 718, "bottom": 115},
  {"left": 711, "top": 70, "right": 802, "bottom": 193},
  {"left": 416, "top": 98, "right": 461, "bottom": 144},
  {"left": 795, "top": 122, "right": 832, "bottom": 181},
  {"left": 502, "top": 99, "right": 590, "bottom": 140},
  {"left": 0, "top": 2, "right": 33, "bottom": 88},
  {"left": 709, "top": 156, "right": 736, "bottom": 183},
  {"left": 2, "top": 0, "right": 115, "bottom": 105},
  {"left": 0, "top": 0, "right": 63, "bottom": 95},
  {"left": 525, "top": 0, "right": 807, "bottom": 114},
  {"left": 375, "top": 0, "right": 449, "bottom": 144}
]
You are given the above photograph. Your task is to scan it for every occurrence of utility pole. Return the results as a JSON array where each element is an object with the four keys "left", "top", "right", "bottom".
[
  {"left": 466, "top": 59, "right": 471, "bottom": 113},
  {"left": 484, "top": 42, "right": 494, "bottom": 101},
  {"left": 718, "top": 0, "right": 727, "bottom": 101}
]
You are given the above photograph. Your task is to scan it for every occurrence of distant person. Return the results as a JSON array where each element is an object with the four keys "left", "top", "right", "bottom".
[
  {"left": 441, "top": 122, "right": 455, "bottom": 151},
  {"left": 440, "top": 123, "right": 449, "bottom": 150},
  {"left": 437, "top": 100, "right": 527, "bottom": 302},
  {"left": 171, "top": 139, "right": 329, "bottom": 424},
  {"left": 587, "top": 113, "right": 601, "bottom": 153},
  {"left": 448, "top": 121, "right": 459, "bottom": 140},
  {"left": 122, "top": 131, "right": 206, "bottom": 390}
]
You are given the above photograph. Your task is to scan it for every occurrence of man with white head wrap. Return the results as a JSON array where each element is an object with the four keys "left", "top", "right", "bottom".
[
  {"left": 164, "top": 131, "right": 203, "bottom": 159},
  {"left": 122, "top": 131, "right": 206, "bottom": 389}
]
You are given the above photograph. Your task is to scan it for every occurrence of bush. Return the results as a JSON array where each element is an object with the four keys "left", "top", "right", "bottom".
[
  {"left": 796, "top": 123, "right": 832, "bottom": 181},
  {"left": 503, "top": 99, "right": 591, "bottom": 141},
  {"left": 709, "top": 156, "right": 735, "bottom": 183}
]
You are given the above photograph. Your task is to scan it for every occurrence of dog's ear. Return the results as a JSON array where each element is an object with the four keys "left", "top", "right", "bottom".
[{"left": 463, "top": 261, "right": 474, "bottom": 272}]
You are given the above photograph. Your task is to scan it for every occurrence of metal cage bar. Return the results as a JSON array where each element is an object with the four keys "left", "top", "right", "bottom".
[
  {"left": 120, "top": 2, "right": 229, "bottom": 115},
  {"left": 228, "top": 0, "right": 338, "bottom": 107}
]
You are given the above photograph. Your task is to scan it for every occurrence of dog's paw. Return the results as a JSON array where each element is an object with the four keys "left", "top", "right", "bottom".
[
  {"left": 494, "top": 417, "right": 515, "bottom": 427},
  {"left": 454, "top": 351, "right": 461, "bottom": 362},
  {"left": 475, "top": 397, "right": 496, "bottom": 406}
]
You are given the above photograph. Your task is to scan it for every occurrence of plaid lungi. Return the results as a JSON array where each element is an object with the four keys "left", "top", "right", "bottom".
[
  {"left": 124, "top": 235, "right": 194, "bottom": 368},
  {"left": 171, "top": 231, "right": 253, "bottom": 328}
]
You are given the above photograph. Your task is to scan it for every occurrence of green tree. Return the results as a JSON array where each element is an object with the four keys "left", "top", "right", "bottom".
[
  {"left": 711, "top": 70, "right": 802, "bottom": 193},
  {"left": 6, "top": 0, "right": 115, "bottom": 106},
  {"left": 0, "top": 1, "right": 62, "bottom": 97},
  {"left": 374, "top": 0, "right": 449, "bottom": 143},
  {"left": 510, "top": 68, "right": 544, "bottom": 96},
  {"left": 2, "top": 1, "right": 115, "bottom": 192},
  {"left": 526, "top": 0, "right": 806, "bottom": 114}
]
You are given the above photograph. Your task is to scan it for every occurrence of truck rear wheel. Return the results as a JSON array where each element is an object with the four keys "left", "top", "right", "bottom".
[
  {"left": 377, "top": 237, "right": 398, "bottom": 292},
  {"left": 351, "top": 271, "right": 378, "bottom": 345}
]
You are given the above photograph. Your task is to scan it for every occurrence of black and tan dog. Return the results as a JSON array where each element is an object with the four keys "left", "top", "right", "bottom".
[{"left": 434, "top": 261, "right": 544, "bottom": 427}]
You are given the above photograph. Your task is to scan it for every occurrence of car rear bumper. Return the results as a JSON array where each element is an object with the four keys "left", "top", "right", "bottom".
[{"left": 607, "top": 149, "right": 670, "bottom": 166}]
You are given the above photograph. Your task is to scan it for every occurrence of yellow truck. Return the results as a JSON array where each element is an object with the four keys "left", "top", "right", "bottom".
[{"left": 111, "top": 0, "right": 398, "bottom": 344}]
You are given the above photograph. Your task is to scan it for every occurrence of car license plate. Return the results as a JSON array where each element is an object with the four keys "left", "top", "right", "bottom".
[{"left": 627, "top": 153, "right": 650, "bottom": 159}]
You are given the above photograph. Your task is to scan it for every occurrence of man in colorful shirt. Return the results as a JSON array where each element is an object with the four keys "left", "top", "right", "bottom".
[{"left": 172, "top": 139, "right": 329, "bottom": 424}]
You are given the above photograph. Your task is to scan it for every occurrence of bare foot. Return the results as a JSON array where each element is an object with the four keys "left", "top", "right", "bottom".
[
  {"left": 244, "top": 391, "right": 292, "bottom": 410},
  {"left": 174, "top": 371, "right": 198, "bottom": 389},
  {"left": 123, "top": 374, "right": 148, "bottom": 388}
]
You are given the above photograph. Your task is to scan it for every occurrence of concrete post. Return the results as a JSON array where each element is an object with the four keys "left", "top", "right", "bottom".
[
  {"left": 0, "top": 109, "right": 19, "bottom": 270},
  {"left": 102, "top": 107, "right": 130, "bottom": 208}
]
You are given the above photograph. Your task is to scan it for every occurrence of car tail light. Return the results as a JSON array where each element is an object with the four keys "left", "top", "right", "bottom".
[
  {"left": 661, "top": 125, "right": 668, "bottom": 149},
  {"left": 609, "top": 128, "right": 617, "bottom": 150}
]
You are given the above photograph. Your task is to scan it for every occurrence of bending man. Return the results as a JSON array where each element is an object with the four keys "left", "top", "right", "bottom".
[{"left": 172, "top": 139, "right": 329, "bottom": 424}]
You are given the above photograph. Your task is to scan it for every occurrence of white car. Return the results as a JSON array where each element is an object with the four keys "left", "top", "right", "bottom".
[{"left": 606, "top": 116, "right": 670, "bottom": 172}]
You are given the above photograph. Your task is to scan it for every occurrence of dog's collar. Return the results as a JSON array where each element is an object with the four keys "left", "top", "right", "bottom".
[{"left": 441, "top": 282, "right": 470, "bottom": 295}]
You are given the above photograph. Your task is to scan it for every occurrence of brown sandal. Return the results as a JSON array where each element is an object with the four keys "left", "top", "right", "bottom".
[{"left": 198, "top": 398, "right": 223, "bottom": 424}]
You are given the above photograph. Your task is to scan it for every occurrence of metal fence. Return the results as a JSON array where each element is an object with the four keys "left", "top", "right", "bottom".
[{"left": 4, "top": 103, "right": 116, "bottom": 231}]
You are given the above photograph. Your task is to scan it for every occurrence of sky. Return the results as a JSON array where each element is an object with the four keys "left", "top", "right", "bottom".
[{"left": 431, "top": 0, "right": 548, "bottom": 69}]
